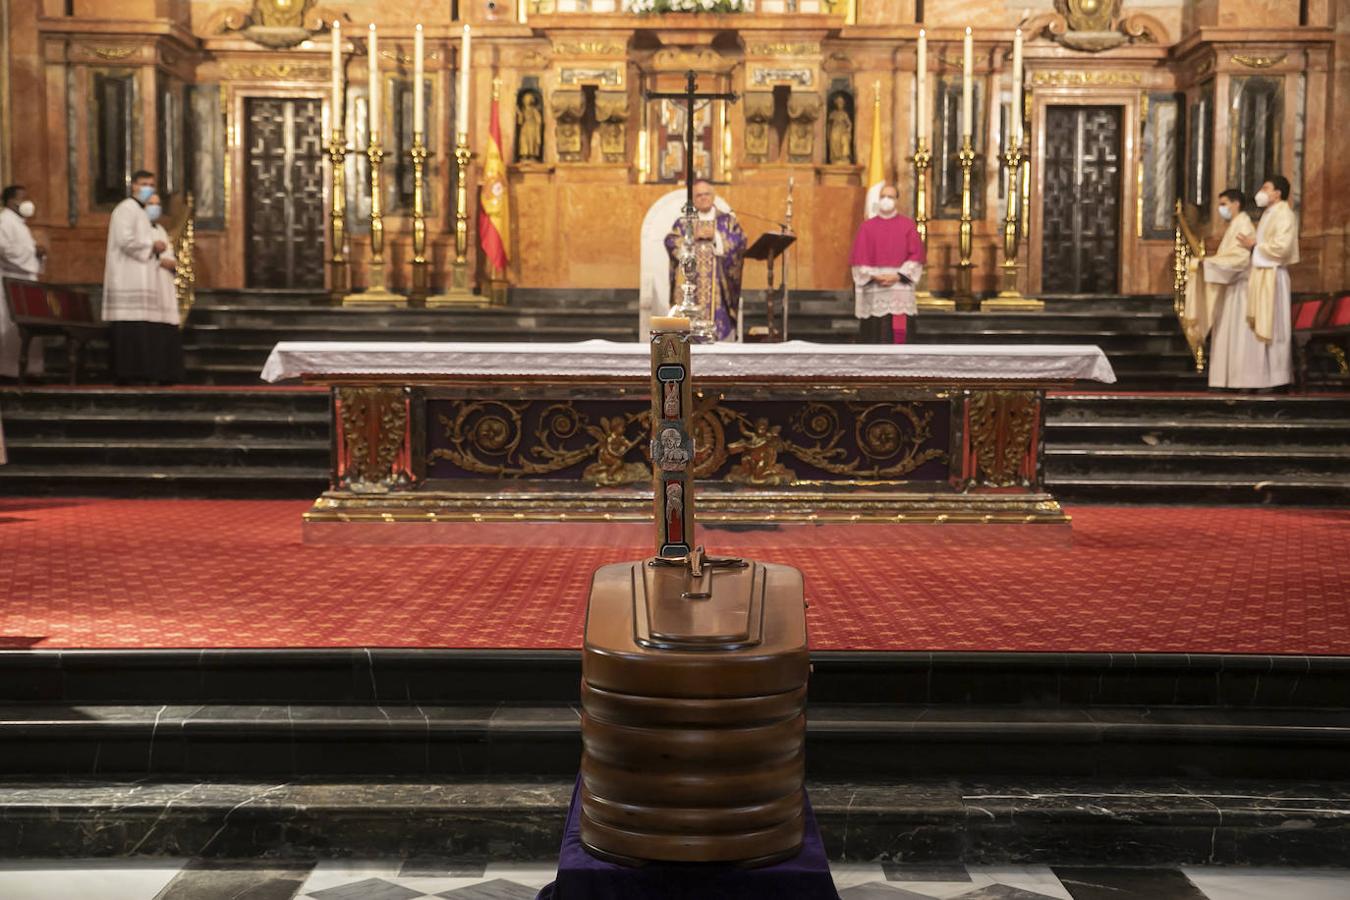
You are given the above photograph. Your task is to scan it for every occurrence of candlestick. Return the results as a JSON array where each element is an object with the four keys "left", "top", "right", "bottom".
[
  {"left": 331, "top": 21, "right": 342, "bottom": 119},
  {"left": 457, "top": 24, "right": 471, "bottom": 136},
  {"left": 413, "top": 24, "right": 424, "bottom": 136},
  {"left": 426, "top": 133, "right": 482, "bottom": 307},
  {"left": 910, "top": 137, "right": 953, "bottom": 312},
  {"left": 962, "top": 27, "right": 974, "bottom": 138},
  {"left": 368, "top": 24, "right": 380, "bottom": 138},
  {"left": 955, "top": 134, "right": 976, "bottom": 310},
  {"left": 327, "top": 127, "right": 349, "bottom": 303},
  {"left": 410, "top": 133, "right": 428, "bottom": 305},
  {"left": 343, "top": 133, "right": 405, "bottom": 306},
  {"left": 916, "top": 29, "right": 928, "bottom": 144}
]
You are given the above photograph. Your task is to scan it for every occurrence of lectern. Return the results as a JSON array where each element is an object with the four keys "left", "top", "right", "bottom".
[{"left": 743, "top": 231, "right": 797, "bottom": 342}]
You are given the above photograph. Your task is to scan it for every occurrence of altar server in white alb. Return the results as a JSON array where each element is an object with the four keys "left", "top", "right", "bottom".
[
  {"left": 1215, "top": 175, "right": 1299, "bottom": 390},
  {"left": 102, "top": 170, "right": 183, "bottom": 384},
  {"left": 0, "top": 184, "right": 48, "bottom": 379},
  {"left": 1182, "top": 188, "right": 1253, "bottom": 388}
]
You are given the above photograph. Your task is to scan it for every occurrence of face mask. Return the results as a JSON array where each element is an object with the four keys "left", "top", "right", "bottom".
[
  {"left": 878, "top": 196, "right": 898, "bottom": 214},
  {"left": 135, "top": 185, "right": 155, "bottom": 204},
  {"left": 1254, "top": 190, "right": 1270, "bottom": 208},
  {"left": 145, "top": 204, "right": 163, "bottom": 223},
  {"left": 16, "top": 200, "right": 35, "bottom": 218},
  {"left": 1217, "top": 204, "right": 1232, "bottom": 221}
]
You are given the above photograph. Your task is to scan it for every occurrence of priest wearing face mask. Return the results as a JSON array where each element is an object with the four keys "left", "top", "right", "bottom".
[
  {"left": 1220, "top": 175, "right": 1300, "bottom": 390},
  {"left": 850, "top": 183, "right": 925, "bottom": 344},
  {"left": 102, "top": 170, "right": 182, "bottom": 384},
  {"left": 0, "top": 184, "right": 49, "bottom": 379},
  {"left": 1181, "top": 188, "right": 1254, "bottom": 388}
]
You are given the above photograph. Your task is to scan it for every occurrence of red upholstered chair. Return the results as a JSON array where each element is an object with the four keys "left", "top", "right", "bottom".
[
  {"left": 2, "top": 278, "right": 106, "bottom": 385},
  {"left": 1292, "top": 298, "right": 1325, "bottom": 331},
  {"left": 1295, "top": 294, "right": 1350, "bottom": 390}
]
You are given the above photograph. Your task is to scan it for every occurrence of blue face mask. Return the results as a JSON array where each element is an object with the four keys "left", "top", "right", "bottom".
[
  {"left": 135, "top": 185, "right": 155, "bottom": 203},
  {"left": 146, "top": 204, "right": 163, "bottom": 223}
]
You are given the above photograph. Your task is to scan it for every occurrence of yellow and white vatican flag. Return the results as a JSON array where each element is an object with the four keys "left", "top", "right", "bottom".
[{"left": 863, "top": 85, "right": 886, "bottom": 218}]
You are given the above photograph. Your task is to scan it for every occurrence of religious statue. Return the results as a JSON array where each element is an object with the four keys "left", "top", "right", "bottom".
[
  {"left": 827, "top": 95, "right": 853, "bottom": 164},
  {"left": 727, "top": 417, "right": 795, "bottom": 486},
  {"left": 516, "top": 91, "right": 543, "bottom": 161},
  {"left": 663, "top": 179, "right": 747, "bottom": 342},
  {"left": 583, "top": 416, "right": 648, "bottom": 486}
]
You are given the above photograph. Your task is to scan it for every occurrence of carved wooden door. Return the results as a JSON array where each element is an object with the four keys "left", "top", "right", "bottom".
[
  {"left": 244, "top": 97, "right": 326, "bottom": 289},
  {"left": 1041, "top": 105, "right": 1123, "bottom": 294}
]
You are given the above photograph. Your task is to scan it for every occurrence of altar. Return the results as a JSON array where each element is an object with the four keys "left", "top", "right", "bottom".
[{"left": 260, "top": 340, "right": 1115, "bottom": 538}]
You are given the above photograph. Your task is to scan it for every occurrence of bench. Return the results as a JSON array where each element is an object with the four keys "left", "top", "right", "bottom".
[
  {"left": 2, "top": 277, "right": 106, "bottom": 385},
  {"left": 1293, "top": 294, "right": 1350, "bottom": 390}
]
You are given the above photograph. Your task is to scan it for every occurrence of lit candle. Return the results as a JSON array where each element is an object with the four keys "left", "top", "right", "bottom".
[
  {"left": 457, "top": 23, "right": 471, "bottom": 136},
  {"left": 368, "top": 23, "right": 380, "bottom": 139},
  {"left": 414, "top": 24, "right": 425, "bottom": 136},
  {"left": 917, "top": 28, "right": 927, "bottom": 144},
  {"left": 962, "top": 27, "right": 973, "bottom": 138},
  {"left": 1012, "top": 27, "right": 1023, "bottom": 147},
  {"left": 331, "top": 21, "right": 342, "bottom": 128}
]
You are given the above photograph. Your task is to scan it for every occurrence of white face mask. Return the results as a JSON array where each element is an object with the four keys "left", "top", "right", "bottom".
[
  {"left": 878, "top": 196, "right": 898, "bottom": 214},
  {"left": 16, "top": 200, "right": 34, "bottom": 218},
  {"left": 1217, "top": 204, "right": 1233, "bottom": 221},
  {"left": 1254, "top": 190, "right": 1271, "bottom": 208}
]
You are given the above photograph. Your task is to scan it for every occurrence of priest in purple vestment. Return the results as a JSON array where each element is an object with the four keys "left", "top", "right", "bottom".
[
  {"left": 664, "top": 179, "right": 747, "bottom": 341},
  {"left": 850, "top": 183, "right": 926, "bottom": 344}
]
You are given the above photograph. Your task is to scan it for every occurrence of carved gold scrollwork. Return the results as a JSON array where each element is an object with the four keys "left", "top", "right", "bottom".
[
  {"left": 1232, "top": 53, "right": 1288, "bottom": 69},
  {"left": 743, "top": 92, "right": 775, "bottom": 163},
  {"left": 787, "top": 403, "right": 946, "bottom": 478},
  {"left": 338, "top": 386, "right": 409, "bottom": 490},
  {"left": 727, "top": 417, "right": 795, "bottom": 486},
  {"left": 967, "top": 391, "right": 1037, "bottom": 487},
  {"left": 551, "top": 90, "right": 586, "bottom": 162},
  {"left": 83, "top": 45, "right": 137, "bottom": 61}
]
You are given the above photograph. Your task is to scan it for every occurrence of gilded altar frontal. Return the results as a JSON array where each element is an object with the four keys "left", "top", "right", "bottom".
[{"left": 2, "top": 0, "right": 1346, "bottom": 297}]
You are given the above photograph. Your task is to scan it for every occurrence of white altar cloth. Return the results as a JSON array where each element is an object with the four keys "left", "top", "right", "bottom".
[{"left": 260, "top": 339, "right": 1116, "bottom": 384}]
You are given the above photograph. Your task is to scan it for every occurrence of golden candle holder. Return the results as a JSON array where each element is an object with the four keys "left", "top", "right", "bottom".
[
  {"left": 954, "top": 135, "right": 977, "bottom": 311},
  {"left": 327, "top": 129, "right": 350, "bottom": 304},
  {"left": 427, "top": 132, "right": 484, "bottom": 307},
  {"left": 912, "top": 138, "right": 955, "bottom": 313},
  {"left": 409, "top": 133, "right": 429, "bottom": 306},
  {"left": 982, "top": 140, "right": 1043, "bottom": 312},
  {"left": 344, "top": 135, "right": 406, "bottom": 306}
]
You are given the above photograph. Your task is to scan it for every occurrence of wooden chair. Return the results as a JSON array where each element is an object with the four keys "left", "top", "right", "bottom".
[{"left": 2, "top": 277, "right": 106, "bottom": 385}]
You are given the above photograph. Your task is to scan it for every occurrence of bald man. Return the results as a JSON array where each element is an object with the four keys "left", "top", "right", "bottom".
[{"left": 663, "top": 179, "right": 747, "bottom": 341}]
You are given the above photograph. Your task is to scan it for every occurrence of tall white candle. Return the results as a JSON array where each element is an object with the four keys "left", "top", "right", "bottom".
[
  {"left": 414, "top": 24, "right": 425, "bottom": 136},
  {"left": 457, "top": 24, "right": 471, "bottom": 136},
  {"left": 331, "top": 21, "right": 342, "bottom": 129},
  {"left": 917, "top": 28, "right": 928, "bottom": 144},
  {"left": 1012, "top": 27, "right": 1023, "bottom": 147},
  {"left": 368, "top": 24, "right": 380, "bottom": 139},
  {"left": 962, "top": 27, "right": 974, "bottom": 138}
]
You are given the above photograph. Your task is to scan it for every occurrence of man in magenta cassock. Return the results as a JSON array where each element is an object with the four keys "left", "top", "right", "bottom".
[
  {"left": 664, "top": 179, "right": 747, "bottom": 341},
  {"left": 849, "top": 183, "right": 926, "bottom": 344}
]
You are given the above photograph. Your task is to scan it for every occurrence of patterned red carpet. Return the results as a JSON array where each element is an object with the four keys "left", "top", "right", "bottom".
[{"left": 1, "top": 499, "right": 1347, "bottom": 653}]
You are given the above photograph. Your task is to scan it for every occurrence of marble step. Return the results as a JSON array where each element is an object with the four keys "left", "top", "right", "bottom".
[
  {"left": 186, "top": 307, "right": 641, "bottom": 331},
  {"left": 0, "top": 464, "right": 326, "bottom": 498},
  {"left": 2, "top": 775, "right": 1343, "bottom": 865},
  {"left": 1, "top": 437, "right": 328, "bottom": 469},
  {"left": 1046, "top": 394, "right": 1350, "bottom": 421},
  {"left": 183, "top": 322, "right": 639, "bottom": 343},
  {"left": 1045, "top": 473, "right": 1350, "bottom": 505},
  {"left": 0, "top": 387, "right": 327, "bottom": 416},
  {"left": 0, "top": 407, "right": 331, "bottom": 442},
  {"left": 1044, "top": 445, "right": 1350, "bottom": 477},
  {"left": 2, "top": 702, "right": 1346, "bottom": 780}
]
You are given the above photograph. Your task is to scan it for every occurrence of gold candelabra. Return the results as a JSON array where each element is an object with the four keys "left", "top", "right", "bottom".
[
  {"left": 954, "top": 135, "right": 976, "bottom": 311},
  {"left": 911, "top": 138, "right": 954, "bottom": 312},
  {"left": 327, "top": 130, "right": 349, "bottom": 303},
  {"left": 981, "top": 139, "right": 1042, "bottom": 311},
  {"left": 409, "top": 133, "right": 428, "bottom": 305},
  {"left": 427, "top": 132, "right": 480, "bottom": 306},
  {"left": 344, "top": 134, "right": 405, "bottom": 306}
]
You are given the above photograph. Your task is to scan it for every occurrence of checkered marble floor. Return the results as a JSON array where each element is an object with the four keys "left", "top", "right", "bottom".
[{"left": 0, "top": 859, "right": 1346, "bottom": 899}]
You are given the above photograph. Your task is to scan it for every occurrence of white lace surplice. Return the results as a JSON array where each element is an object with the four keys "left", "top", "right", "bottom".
[{"left": 852, "top": 260, "right": 924, "bottom": 319}]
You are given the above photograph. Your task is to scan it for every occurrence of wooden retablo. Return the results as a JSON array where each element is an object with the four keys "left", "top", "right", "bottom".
[{"left": 579, "top": 316, "right": 810, "bottom": 866}]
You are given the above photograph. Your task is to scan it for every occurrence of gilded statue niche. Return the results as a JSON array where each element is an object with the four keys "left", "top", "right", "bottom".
[
  {"left": 743, "top": 92, "right": 775, "bottom": 163},
  {"left": 1028, "top": 0, "right": 1170, "bottom": 53},
  {"left": 595, "top": 91, "right": 629, "bottom": 164},
  {"left": 551, "top": 90, "right": 586, "bottom": 162},
  {"left": 517, "top": 89, "right": 545, "bottom": 162},
  {"left": 219, "top": 0, "right": 325, "bottom": 49},
  {"left": 826, "top": 92, "right": 854, "bottom": 165},
  {"left": 786, "top": 93, "right": 823, "bottom": 164}
]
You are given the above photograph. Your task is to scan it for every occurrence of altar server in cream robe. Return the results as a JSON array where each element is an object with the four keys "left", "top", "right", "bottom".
[
  {"left": 102, "top": 171, "right": 182, "bottom": 384},
  {"left": 1182, "top": 189, "right": 1254, "bottom": 388},
  {"left": 0, "top": 184, "right": 47, "bottom": 378},
  {"left": 1213, "top": 175, "right": 1299, "bottom": 390}
]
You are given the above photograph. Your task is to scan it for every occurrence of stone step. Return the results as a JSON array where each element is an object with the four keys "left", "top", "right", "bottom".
[
  {"left": 1046, "top": 473, "right": 1350, "bottom": 505},
  {"left": 0, "top": 387, "right": 327, "bottom": 415},
  {"left": 0, "top": 408, "right": 331, "bottom": 442},
  {"left": 0, "top": 464, "right": 326, "bottom": 498},
  {"left": 1046, "top": 419, "right": 1350, "bottom": 447},
  {"left": 2, "top": 702, "right": 1345, "bottom": 780},
  {"left": 1045, "top": 444, "right": 1350, "bottom": 475},
  {"left": 187, "top": 307, "right": 641, "bottom": 330},
  {"left": 2, "top": 775, "right": 1342, "bottom": 865},
  {"left": 2, "top": 437, "right": 328, "bottom": 469},
  {"left": 1046, "top": 394, "right": 1350, "bottom": 421},
  {"left": 184, "top": 323, "right": 639, "bottom": 343}
]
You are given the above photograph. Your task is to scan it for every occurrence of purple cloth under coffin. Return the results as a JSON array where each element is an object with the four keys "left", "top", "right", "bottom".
[{"left": 536, "top": 778, "right": 839, "bottom": 900}]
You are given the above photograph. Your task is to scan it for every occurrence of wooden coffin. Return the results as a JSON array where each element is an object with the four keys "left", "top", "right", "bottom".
[{"left": 579, "top": 554, "right": 810, "bottom": 865}]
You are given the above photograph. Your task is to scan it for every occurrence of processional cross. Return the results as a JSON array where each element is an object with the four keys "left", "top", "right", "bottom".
[{"left": 644, "top": 70, "right": 738, "bottom": 338}]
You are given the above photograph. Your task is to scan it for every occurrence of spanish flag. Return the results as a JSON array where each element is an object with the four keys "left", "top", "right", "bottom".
[{"left": 478, "top": 84, "right": 510, "bottom": 277}]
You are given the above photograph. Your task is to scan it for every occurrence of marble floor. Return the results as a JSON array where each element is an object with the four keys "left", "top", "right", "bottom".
[{"left": 0, "top": 859, "right": 1345, "bottom": 899}]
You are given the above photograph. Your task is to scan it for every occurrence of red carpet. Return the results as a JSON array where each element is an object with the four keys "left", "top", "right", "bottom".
[{"left": 1, "top": 499, "right": 1347, "bottom": 654}]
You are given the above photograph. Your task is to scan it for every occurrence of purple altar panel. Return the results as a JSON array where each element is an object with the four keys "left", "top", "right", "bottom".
[{"left": 536, "top": 778, "right": 839, "bottom": 900}]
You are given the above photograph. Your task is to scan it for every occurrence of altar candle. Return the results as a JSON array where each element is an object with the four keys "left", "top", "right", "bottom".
[
  {"left": 1012, "top": 27, "right": 1023, "bottom": 147},
  {"left": 368, "top": 23, "right": 380, "bottom": 138},
  {"left": 331, "top": 21, "right": 342, "bottom": 126},
  {"left": 962, "top": 27, "right": 973, "bottom": 138},
  {"left": 414, "top": 24, "right": 425, "bottom": 136},
  {"left": 651, "top": 316, "right": 692, "bottom": 332},
  {"left": 917, "top": 29, "right": 928, "bottom": 144},
  {"left": 457, "top": 23, "right": 471, "bottom": 136}
]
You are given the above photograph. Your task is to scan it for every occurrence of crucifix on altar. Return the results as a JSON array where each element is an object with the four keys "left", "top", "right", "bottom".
[{"left": 646, "top": 70, "right": 739, "bottom": 342}]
